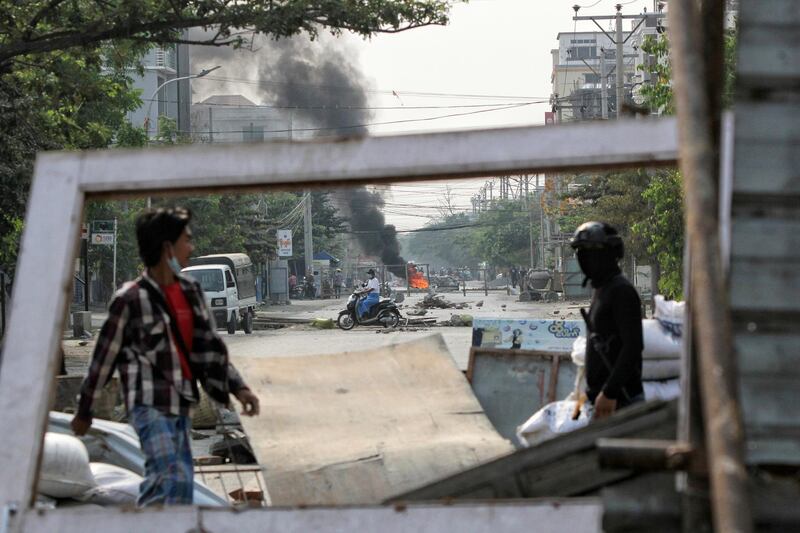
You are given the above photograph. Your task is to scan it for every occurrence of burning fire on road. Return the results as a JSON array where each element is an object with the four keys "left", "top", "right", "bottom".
[{"left": 408, "top": 262, "right": 429, "bottom": 289}]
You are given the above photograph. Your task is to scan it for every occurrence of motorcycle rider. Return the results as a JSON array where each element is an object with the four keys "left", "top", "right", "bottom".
[
  {"left": 358, "top": 268, "right": 380, "bottom": 319},
  {"left": 571, "top": 221, "right": 644, "bottom": 421}
]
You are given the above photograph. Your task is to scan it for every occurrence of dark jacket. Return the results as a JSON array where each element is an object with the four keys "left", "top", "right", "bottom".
[{"left": 585, "top": 273, "right": 644, "bottom": 405}]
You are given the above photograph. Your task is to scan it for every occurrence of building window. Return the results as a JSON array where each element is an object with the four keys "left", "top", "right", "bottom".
[
  {"left": 568, "top": 46, "right": 597, "bottom": 60},
  {"left": 243, "top": 123, "right": 264, "bottom": 142},
  {"left": 585, "top": 73, "right": 600, "bottom": 84}
]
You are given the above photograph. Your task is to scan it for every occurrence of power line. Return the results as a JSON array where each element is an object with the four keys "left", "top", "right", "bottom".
[
  {"left": 201, "top": 75, "right": 551, "bottom": 101},
  {"left": 186, "top": 102, "right": 538, "bottom": 135},
  {"left": 144, "top": 97, "right": 551, "bottom": 111}
]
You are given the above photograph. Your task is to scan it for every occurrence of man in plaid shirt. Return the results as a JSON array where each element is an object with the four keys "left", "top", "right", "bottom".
[{"left": 72, "top": 207, "right": 260, "bottom": 506}]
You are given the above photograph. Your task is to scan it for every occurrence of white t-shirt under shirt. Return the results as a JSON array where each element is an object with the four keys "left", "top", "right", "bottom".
[{"left": 366, "top": 277, "right": 380, "bottom": 293}]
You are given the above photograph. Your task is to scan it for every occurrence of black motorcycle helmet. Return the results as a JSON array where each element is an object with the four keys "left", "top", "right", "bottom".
[
  {"left": 367, "top": 268, "right": 376, "bottom": 276},
  {"left": 570, "top": 221, "right": 624, "bottom": 259},
  {"left": 570, "top": 221, "right": 624, "bottom": 287}
]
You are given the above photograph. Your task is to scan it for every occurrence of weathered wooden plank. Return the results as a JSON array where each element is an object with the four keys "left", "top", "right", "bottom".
[
  {"left": 746, "top": 434, "right": 800, "bottom": 466},
  {"left": 391, "top": 401, "right": 676, "bottom": 502},
  {"left": 739, "top": 375, "right": 800, "bottom": 429},
  {"left": 18, "top": 501, "right": 604, "bottom": 533},
  {"left": 0, "top": 155, "right": 84, "bottom": 509},
  {"left": 730, "top": 217, "right": 800, "bottom": 260},
  {"left": 734, "top": 102, "right": 800, "bottom": 141},
  {"left": 739, "top": 0, "right": 800, "bottom": 27},
  {"left": 738, "top": 26, "right": 800, "bottom": 85},
  {"left": 68, "top": 118, "right": 679, "bottom": 197},
  {"left": 729, "top": 259, "right": 800, "bottom": 312},
  {"left": 735, "top": 333, "right": 800, "bottom": 376},
  {"left": 733, "top": 141, "right": 800, "bottom": 194}
]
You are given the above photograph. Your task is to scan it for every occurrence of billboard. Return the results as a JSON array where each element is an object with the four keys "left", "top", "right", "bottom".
[{"left": 277, "top": 229, "right": 293, "bottom": 257}]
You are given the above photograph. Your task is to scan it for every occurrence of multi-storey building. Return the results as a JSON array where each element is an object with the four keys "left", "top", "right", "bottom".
[{"left": 126, "top": 44, "right": 192, "bottom": 136}]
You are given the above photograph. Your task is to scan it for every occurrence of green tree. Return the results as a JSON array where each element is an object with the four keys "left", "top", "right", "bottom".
[
  {"left": 0, "top": 0, "right": 452, "bottom": 276},
  {"left": 0, "top": 44, "right": 144, "bottom": 276},
  {"left": 0, "top": 1, "right": 451, "bottom": 71},
  {"left": 404, "top": 213, "right": 481, "bottom": 268},
  {"left": 460, "top": 199, "right": 540, "bottom": 268}
]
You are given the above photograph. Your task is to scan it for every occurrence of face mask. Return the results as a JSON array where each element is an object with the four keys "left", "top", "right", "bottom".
[{"left": 168, "top": 256, "right": 182, "bottom": 276}]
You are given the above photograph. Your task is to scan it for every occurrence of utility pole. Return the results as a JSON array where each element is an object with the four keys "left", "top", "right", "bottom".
[
  {"left": 572, "top": 5, "right": 647, "bottom": 119},
  {"left": 616, "top": 4, "right": 624, "bottom": 119},
  {"left": 600, "top": 52, "right": 609, "bottom": 119},
  {"left": 528, "top": 193, "right": 535, "bottom": 270},
  {"left": 304, "top": 193, "right": 313, "bottom": 277},
  {"left": 208, "top": 107, "right": 213, "bottom": 143},
  {"left": 112, "top": 218, "right": 118, "bottom": 293}
]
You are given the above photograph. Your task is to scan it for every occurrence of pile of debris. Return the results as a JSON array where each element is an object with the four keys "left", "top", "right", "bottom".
[{"left": 416, "top": 293, "right": 470, "bottom": 310}]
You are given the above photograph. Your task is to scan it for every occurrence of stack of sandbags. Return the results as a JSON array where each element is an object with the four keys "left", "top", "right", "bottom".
[
  {"left": 38, "top": 431, "right": 226, "bottom": 507},
  {"left": 568, "top": 295, "right": 685, "bottom": 399}
]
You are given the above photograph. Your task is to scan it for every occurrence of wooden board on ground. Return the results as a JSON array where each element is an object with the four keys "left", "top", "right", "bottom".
[{"left": 233, "top": 334, "right": 514, "bottom": 506}]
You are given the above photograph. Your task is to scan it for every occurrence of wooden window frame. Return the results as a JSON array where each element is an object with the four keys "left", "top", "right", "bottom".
[{"left": 0, "top": 117, "right": 677, "bottom": 531}]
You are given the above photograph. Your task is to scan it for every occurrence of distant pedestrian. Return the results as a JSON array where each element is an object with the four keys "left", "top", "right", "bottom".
[
  {"left": 333, "top": 269, "right": 344, "bottom": 298},
  {"left": 511, "top": 267, "right": 518, "bottom": 288},
  {"left": 72, "top": 207, "right": 260, "bottom": 506}
]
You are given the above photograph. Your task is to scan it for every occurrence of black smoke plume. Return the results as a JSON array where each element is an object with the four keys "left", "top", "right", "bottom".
[
  {"left": 191, "top": 33, "right": 405, "bottom": 274},
  {"left": 348, "top": 188, "right": 406, "bottom": 277}
]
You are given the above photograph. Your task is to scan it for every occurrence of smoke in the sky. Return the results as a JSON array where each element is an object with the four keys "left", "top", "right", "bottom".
[{"left": 191, "top": 32, "right": 404, "bottom": 273}]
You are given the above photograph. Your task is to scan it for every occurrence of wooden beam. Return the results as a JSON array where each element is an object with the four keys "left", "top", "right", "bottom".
[{"left": 669, "top": 1, "right": 753, "bottom": 532}]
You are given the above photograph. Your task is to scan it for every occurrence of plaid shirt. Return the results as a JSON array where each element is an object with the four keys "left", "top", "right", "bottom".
[{"left": 78, "top": 272, "right": 247, "bottom": 419}]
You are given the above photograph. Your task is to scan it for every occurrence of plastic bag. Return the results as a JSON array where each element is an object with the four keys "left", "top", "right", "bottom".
[
  {"left": 516, "top": 400, "right": 593, "bottom": 448},
  {"left": 80, "top": 463, "right": 141, "bottom": 505},
  {"left": 571, "top": 336, "right": 587, "bottom": 366}
]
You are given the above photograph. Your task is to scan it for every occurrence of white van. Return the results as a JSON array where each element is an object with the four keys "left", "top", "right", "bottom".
[{"left": 183, "top": 253, "right": 257, "bottom": 334}]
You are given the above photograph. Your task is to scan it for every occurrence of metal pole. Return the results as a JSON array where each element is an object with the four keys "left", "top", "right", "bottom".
[
  {"left": 303, "top": 193, "right": 313, "bottom": 282},
  {"left": 83, "top": 239, "right": 89, "bottom": 311},
  {"left": 539, "top": 191, "right": 546, "bottom": 269},
  {"left": 484, "top": 270, "right": 488, "bottom": 297},
  {"left": 616, "top": 4, "right": 624, "bottom": 119},
  {"left": 208, "top": 107, "right": 214, "bottom": 143},
  {"left": 112, "top": 218, "right": 117, "bottom": 294},
  {"left": 1, "top": 272, "right": 5, "bottom": 337},
  {"left": 601, "top": 52, "right": 609, "bottom": 119},
  {"left": 669, "top": 1, "right": 752, "bottom": 532},
  {"left": 528, "top": 196, "right": 535, "bottom": 269}
]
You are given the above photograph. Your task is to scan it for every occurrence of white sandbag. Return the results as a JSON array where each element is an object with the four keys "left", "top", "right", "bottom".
[
  {"left": 644, "top": 379, "right": 681, "bottom": 401},
  {"left": 516, "top": 400, "right": 593, "bottom": 448},
  {"left": 654, "top": 295, "right": 685, "bottom": 323},
  {"left": 642, "top": 319, "right": 681, "bottom": 360},
  {"left": 571, "top": 336, "right": 587, "bottom": 366},
  {"left": 39, "top": 432, "right": 97, "bottom": 498},
  {"left": 642, "top": 358, "right": 682, "bottom": 380},
  {"left": 81, "top": 463, "right": 141, "bottom": 505}
]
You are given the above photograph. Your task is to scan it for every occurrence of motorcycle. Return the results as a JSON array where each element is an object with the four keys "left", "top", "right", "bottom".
[{"left": 337, "top": 289, "right": 403, "bottom": 330}]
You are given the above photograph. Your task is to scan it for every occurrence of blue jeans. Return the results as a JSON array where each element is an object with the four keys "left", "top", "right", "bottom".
[
  {"left": 129, "top": 405, "right": 193, "bottom": 506},
  {"left": 358, "top": 292, "right": 379, "bottom": 319}
]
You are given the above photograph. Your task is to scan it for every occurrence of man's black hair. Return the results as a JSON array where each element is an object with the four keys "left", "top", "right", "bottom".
[{"left": 135, "top": 207, "right": 192, "bottom": 267}]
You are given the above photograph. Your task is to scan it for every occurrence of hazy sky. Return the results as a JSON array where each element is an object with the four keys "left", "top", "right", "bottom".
[{"left": 192, "top": 0, "right": 655, "bottom": 229}]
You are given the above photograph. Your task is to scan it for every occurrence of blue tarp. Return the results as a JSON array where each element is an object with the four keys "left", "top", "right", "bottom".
[{"left": 313, "top": 251, "right": 339, "bottom": 262}]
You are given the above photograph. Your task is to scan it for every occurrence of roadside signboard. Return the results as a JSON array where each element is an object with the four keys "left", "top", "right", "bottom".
[
  {"left": 277, "top": 229, "right": 292, "bottom": 257},
  {"left": 91, "top": 233, "right": 114, "bottom": 246}
]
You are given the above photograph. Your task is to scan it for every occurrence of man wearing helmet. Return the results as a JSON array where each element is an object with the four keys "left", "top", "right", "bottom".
[{"left": 571, "top": 221, "right": 644, "bottom": 420}]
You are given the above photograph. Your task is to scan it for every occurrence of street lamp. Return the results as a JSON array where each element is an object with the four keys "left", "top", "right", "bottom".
[{"left": 144, "top": 65, "right": 221, "bottom": 139}]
